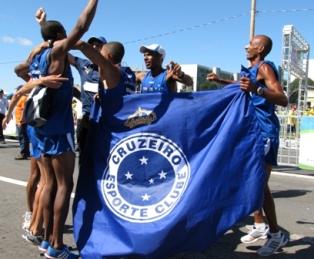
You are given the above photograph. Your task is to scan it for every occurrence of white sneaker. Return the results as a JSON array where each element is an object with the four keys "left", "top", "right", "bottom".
[
  {"left": 257, "top": 231, "right": 289, "bottom": 256},
  {"left": 22, "top": 211, "right": 32, "bottom": 231},
  {"left": 241, "top": 225, "right": 269, "bottom": 244},
  {"left": 245, "top": 224, "right": 270, "bottom": 231}
]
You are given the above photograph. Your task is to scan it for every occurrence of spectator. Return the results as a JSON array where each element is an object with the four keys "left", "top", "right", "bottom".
[
  {"left": 287, "top": 104, "right": 297, "bottom": 135},
  {"left": 14, "top": 85, "right": 30, "bottom": 160},
  {"left": 0, "top": 89, "right": 9, "bottom": 144}
]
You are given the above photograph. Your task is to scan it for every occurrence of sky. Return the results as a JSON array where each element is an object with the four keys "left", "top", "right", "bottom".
[{"left": 0, "top": 0, "right": 314, "bottom": 93}]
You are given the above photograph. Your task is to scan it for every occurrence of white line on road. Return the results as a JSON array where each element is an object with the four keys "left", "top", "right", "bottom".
[
  {"left": 0, "top": 176, "right": 27, "bottom": 186},
  {"left": 0, "top": 176, "right": 75, "bottom": 198},
  {"left": 0, "top": 172, "right": 313, "bottom": 197}
]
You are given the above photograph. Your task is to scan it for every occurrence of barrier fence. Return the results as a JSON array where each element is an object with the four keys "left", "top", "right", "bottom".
[{"left": 277, "top": 114, "right": 300, "bottom": 166}]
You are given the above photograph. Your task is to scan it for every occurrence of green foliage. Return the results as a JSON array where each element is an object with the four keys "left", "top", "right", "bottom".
[
  {"left": 198, "top": 81, "right": 221, "bottom": 91},
  {"left": 287, "top": 78, "right": 314, "bottom": 104}
]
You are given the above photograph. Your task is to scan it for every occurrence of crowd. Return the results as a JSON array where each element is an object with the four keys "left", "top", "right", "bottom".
[{"left": 0, "top": 0, "right": 293, "bottom": 258}]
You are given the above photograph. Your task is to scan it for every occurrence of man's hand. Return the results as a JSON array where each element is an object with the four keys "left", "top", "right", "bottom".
[
  {"left": 2, "top": 115, "right": 12, "bottom": 130},
  {"left": 207, "top": 72, "right": 219, "bottom": 82},
  {"left": 239, "top": 77, "right": 257, "bottom": 93},
  {"left": 35, "top": 7, "right": 46, "bottom": 26},
  {"left": 40, "top": 74, "right": 69, "bottom": 89},
  {"left": 166, "top": 61, "right": 184, "bottom": 81}
]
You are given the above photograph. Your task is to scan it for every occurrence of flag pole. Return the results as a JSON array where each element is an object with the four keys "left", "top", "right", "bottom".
[{"left": 249, "top": 0, "right": 257, "bottom": 40}]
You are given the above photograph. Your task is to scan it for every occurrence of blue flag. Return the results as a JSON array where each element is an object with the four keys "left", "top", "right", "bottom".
[{"left": 73, "top": 84, "right": 266, "bottom": 259}]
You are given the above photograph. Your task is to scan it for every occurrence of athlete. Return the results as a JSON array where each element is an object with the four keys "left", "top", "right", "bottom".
[
  {"left": 207, "top": 34, "right": 288, "bottom": 256},
  {"left": 136, "top": 43, "right": 193, "bottom": 93}
]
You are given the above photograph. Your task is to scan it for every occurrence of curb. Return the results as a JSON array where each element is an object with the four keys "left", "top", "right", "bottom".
[{"left": 272, "top": 171, "right": 314, "bottom": 179}]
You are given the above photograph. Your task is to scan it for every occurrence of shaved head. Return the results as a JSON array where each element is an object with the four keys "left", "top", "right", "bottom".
[{"left": 254, "top": 35, "right": 273, "bottom": 57}]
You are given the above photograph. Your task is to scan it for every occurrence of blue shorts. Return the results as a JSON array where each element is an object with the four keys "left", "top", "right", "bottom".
[
  {"left": 27, "top": 126, "right": 41, "bottom": 159},
  {"left": 264, "top": 137, "right": 279, "bottom": 166},
  {"left": 36, "top": 132, "right": 75, "bottom": 156}
]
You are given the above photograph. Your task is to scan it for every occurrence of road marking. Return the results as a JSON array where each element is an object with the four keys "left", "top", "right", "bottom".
[
  {"left": 0, "top": 176, "right": 27, "bottom": 186},
  {"left": 0, "top": 172, "right": 313, "bottom": 198},
  {"left": 0, "top": 176, "right": 75, "bottom": 198}
]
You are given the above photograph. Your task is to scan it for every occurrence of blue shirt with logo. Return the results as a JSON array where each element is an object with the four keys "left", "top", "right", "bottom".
[{"left": 141, "top": 69, "right": 169, "bottom": 93}]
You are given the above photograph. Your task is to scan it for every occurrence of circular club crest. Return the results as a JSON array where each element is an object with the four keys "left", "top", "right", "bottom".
[{"left": 101, "top": 133, "right": 190, "bottom": 223}]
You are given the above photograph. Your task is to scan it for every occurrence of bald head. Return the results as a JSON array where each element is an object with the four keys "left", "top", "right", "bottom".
[{"left": 254, "top": 35, "right": 272, "bottom": 58}]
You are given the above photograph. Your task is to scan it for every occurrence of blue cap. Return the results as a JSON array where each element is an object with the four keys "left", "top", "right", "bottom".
[{"left": 87, "top": 36, "right": 107, "bottom": 45}]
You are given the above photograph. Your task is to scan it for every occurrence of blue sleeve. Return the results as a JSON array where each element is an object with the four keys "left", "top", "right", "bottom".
[{"left": 73, "top": 57, "right": 88, "bottom": 75}]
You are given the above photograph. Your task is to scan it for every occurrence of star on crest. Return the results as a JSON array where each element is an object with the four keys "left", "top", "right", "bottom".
[
  {"left": 159, "top": 170, "right": 167, "bottom": 179},
  {"left": 139, "top": 156, "right": 148, "bottom": 165},
  {"left": 124, "top": 171, "right": 133, "bottom": 180},
  {"left": 141, "top": 193, "right": 151, "bottom": 201}
]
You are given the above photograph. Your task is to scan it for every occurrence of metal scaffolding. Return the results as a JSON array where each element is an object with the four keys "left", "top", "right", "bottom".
[
  {"left": 278, "top": 25, "right": 310, "bottom": 166},
  {"left": 281, "top": 25, "right": 310, "bottom": 113}
]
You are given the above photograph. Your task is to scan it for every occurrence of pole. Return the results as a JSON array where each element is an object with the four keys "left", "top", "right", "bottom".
[{"left": 249, "top": 0, "right": 257, "bottom": 40}]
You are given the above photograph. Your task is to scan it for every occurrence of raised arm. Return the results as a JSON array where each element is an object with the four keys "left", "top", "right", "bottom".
[
  {"left": 52, "top": 0, "right": 98, "bottom": 56},
  {"left": 76, "top": 41, "right": 121, "bottom": 89},
  {"left": 166, "top": 61, "right": 193, "bottom": 86},
  {"left": 35, "top": 7, "right": 47, "bottom": 26}
]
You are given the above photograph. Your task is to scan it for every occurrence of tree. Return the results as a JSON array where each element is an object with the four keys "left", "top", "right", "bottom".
[
  {"left": 198, "top": 81, "right": 221, "bottom": 91},
  {"left": 287, "top": 78, "right": 314, "bottom": 104}
]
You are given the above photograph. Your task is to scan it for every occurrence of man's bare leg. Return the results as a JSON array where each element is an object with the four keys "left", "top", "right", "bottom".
[
  {"left": 50, "top": 151, "right": 75, "bottom": 249},
  {"left": 29, "top": 160, "right": 46, "bottom": 235},
  {"left": 26, "top": 157, "right": 40, "bottom": 212},
  {"left": 40, "top": 155, "right": 57, "bottom": 242}
]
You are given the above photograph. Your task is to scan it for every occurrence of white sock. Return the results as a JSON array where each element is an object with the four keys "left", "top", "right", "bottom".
[{"left": 254, "top": 222, "right": 266, "bottom": 231}]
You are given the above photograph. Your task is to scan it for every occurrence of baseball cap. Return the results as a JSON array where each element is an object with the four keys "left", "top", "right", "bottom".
[
  {"left": 87, "top": 36, "right": 107, "bottom": 45},
  {"left": 140, "top": 44, "right": 166, "bottom": 59}
]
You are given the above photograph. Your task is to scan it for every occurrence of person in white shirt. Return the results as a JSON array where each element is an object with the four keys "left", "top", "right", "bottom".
[{"left": 0, "top": 89, "right": 9, "bottom": 144}]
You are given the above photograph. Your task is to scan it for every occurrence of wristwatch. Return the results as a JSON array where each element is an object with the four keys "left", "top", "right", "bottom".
[{"left": 256, "top": 87, "right": 264, "bottom": 96}]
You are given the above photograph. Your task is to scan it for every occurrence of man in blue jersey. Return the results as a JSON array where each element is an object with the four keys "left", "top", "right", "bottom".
[
  {"left": 68, "top": 36, "right": 106, "bottom": 162},
  {"left": 136, "top": 44, "right": 193, "bottom": 93},
  {"left": 207, "top": 35, "right": 288, "bottom": 256},
  {"left": 35, "top": 8, "right": 107, "bottom": 163},
  {"left": 19, "top": 1, "right": 99, "bottom": 258},
  {"left": 75, "top": 40, "right": 134, "bottom": 96}
]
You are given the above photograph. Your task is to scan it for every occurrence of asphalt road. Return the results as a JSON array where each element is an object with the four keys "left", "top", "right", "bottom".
[{"left": 0, "top": 140, "right": 314, "bottom": 259}]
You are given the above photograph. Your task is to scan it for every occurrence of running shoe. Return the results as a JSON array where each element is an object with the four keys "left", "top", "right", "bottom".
[
  {"left": 38, "top": 240, "right": 50, "bottom": 253},
  {"left": 45, "top": 245, "right": 79, "bottom": 259},
  {"left": 240, "top": 225, "right": 269, "bottom": 244},
  {"left": 257, "top": 231, "right": 289, "bottom": 256},
  {"left": 21, "top": 231, "right": 43, "bottom": 246}
]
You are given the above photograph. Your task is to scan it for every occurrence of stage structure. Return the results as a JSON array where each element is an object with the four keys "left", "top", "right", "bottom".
[
  {"left": 278, "top": 25, "right": 310, "bottom": 167},
  {"left": 281, "top": 25, "right": 310, "bottom": 112}
]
